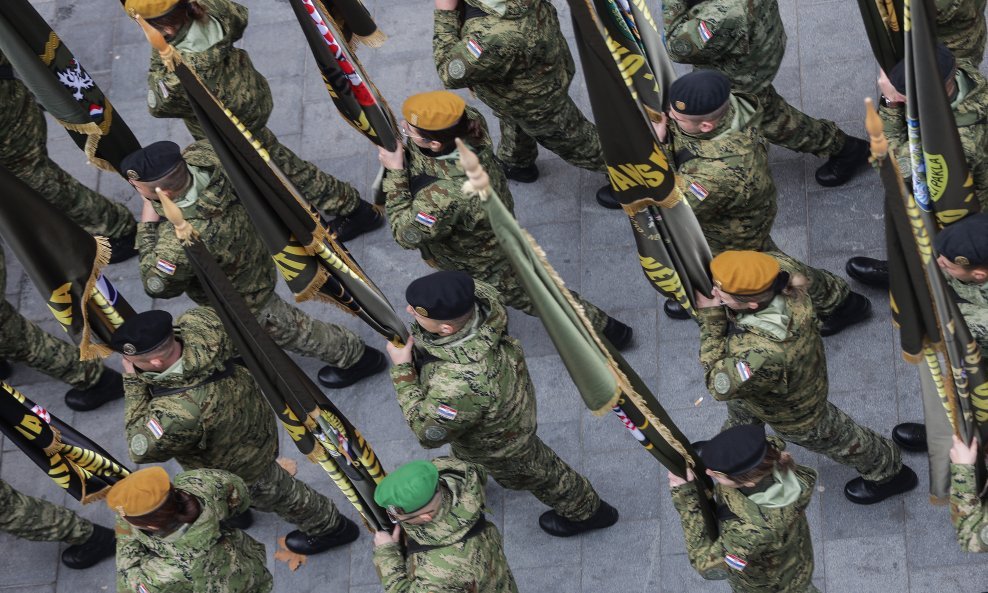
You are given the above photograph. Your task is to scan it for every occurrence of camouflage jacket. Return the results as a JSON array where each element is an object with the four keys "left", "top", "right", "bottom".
[
  {"left": 123, "top": 307, "right": 278, "bottom": 485},
  {"left": 0, "top": 51, "right": 47, "bottom": 161},
  {"left": 949, "top": 462, "right": 988, "bottom": 552},
  {"left": 697, "top": 290, "right": 829, "bottom": 434},
  {"left": 669, "top": 93, "right": 776, "bottom": 254},
  {"left": 390, "top": 281, "right": 536, "bottom": 461},
  {"left": 146, "top": 0, "right": 273, "bottom": 138},
  {"left": 671, "top": 465, "right": 818, "bottom": 591},
  {"left": 373, "top": 457, "right": 518, "bottom": 593},
  {"left": 383, "top": 108, "right": 514, "bottom": 277},
  {"left": 115, "top": 469, "right": 273, "bottom": 593},
  {"left": 136, "top": 140, "right": 277, "bottom": 309},
  {"left": 664, "top": 0, "right": 786, "bottom": 93},
  {"left": 879, "top": 64, "right": 988, "bottom": 211},
  {"left": 947, "top": 274, "right": 988, "bottom": 353},
  {"left": 433, "top": 0, "right": 575, "bottom": 116},
  {"left": 936, "top": 0, "right": 987, "bottom": 65}
]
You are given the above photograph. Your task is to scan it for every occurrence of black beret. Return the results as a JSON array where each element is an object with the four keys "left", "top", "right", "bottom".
[
  {"left": 405, "top": 271, "right": 475, "bottom": 320},
  {"left": 934, "top": 212, "right": 988, "bottom": 267},
  {"left": 109, "top": 310, "right": 174, "bottom": 356},
  {"left": 120, "top": 141, "right": 183, "bottom": 182},
  {"left": 668, "top": 70, "right": 732, "bottom": 116},
  {"left": 888, "top": 43, "right": 956, "bottom": 94},
  {"left": 698, "top": 424, "right": 767, "bottom": 476}
]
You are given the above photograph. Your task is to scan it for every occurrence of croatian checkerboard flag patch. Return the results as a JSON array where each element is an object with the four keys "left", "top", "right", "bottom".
[
  {"left": 698, "top": 21, "right": 714, "bottom": 43},
  {"left": 725, "top": 554, "right": 748, "bottom": 571},
  {"left": 736, "top": 360, "right": 752, "bottom": 382},
  {"left": 415, "top": 212, "right": 437, "bottom": 227},
  {"left": 437, "top": 404, "right": 458, "bottom": 421},
  {"left": 137, "top": 583, "right": 150, "bottom": 593},
  {"left": 688, "top": 180, "right": 709, "bottom": 201},
  {"left": 156, "top": 259, "right": 177, "bottom": 275},
  {"left": 146, "top": 417, "right": 164, "bottom": 440},
  {"left": 466, "top": 39, "right": 483, "bottom": 59}
]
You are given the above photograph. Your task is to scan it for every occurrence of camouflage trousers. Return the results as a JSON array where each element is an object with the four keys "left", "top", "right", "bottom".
[
  {"left": 0, "top": 479, "right": 93, "bottom": 545},
  {"left": 0, "top": 302, "right": 102, "bottom": 389},
  {"left": 495, "top": 92, "right": 605, "bottom": 172},
  {"left": 256, "top": 294, "right": 365, "bottom": 368},
  {"left": 765, "top": 240, "right": 850, "bottom": 317},
  {"left": 249, "top": 460, "right": 343, "bottom": 537},
  {"left": 486, "top": 265, "right": 610, "bottom": 333},
  {"left": 755, "top": 85, "right": 847, "bottom": 159},
  {"left": 725, "top": 400, "right": 902, "bottom": 483},
  {"left": 454, "top": 434, "right": 601, "bottom": 521}
]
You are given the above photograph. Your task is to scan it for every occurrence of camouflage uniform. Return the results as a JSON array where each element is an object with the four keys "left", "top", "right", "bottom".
[
  {"left": 947, "top": 275, "right": 988, "bottom": 352},
  {"left": 949, "top": 461, "right": 988, "bottom": 552},
  {"left": 672, "top": 464, "right": 820, "bottom": 592},
  {"left": 115, "top": 468, "right": 273, "bottom": 593},
  {"left": 137, "top": 141, "right": 364, "bottom": 368},
  {"left": 0, "top": 51, "right": 135, "bottom": 240},
  {"left": 936, "top": 0, "right": 987, "bottom": 66},
  {"left": 373, "top": 457, "right": 518, "bottom": 593},
  {"left": 433, "top": 0, "right": 604, "bottom": 171},
  {"left": 145, "top": 0, "right": 359, "bottom": 216},
  {"left": 669, "top": 94, "right": 850, "bottom": 315},
  {"left": 697, "top": 289, "right": 902, "bottom": 483},
  {"left": 123, "top": 307, "right": 343, "bottom": 538},
  {"left": 879, "top": 64, "right": 988, "bottom": 211},
  {"left": 383, "top": 108, "right": 610, "bottom": 332},
  {"left": 664, "top": 0, "right": 848, "bottom": 157},
  {"left": 0, "top": 479, "right": 93, "bottom": 545},
  {"left": 391, "top": 281, "right": 601, "bottom": 521}
]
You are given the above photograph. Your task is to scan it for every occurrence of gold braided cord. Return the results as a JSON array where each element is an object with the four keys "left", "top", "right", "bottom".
[
  {"left": 78, "top": 236, "right": 113, "bottom": 360},
  {"left": 39, "top": 32, "right": 59, "bottom": 65}
]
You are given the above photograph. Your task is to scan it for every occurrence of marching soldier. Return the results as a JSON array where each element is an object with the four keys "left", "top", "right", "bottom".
[
  {"left": 0, "top": 479, "right": 116, "bottom": 569},
  {"left": 0, "top": 50, "right": 137, "bottom": 261},
  {"left": 112, "top": 308, "right": 360, "bottom": 555},
  {"left": 668, "top": 424, "right": 820, "bottom": 592},
  {"left": 386, "top": 271, "right": 619, "bottom": 536},
  {"left": 657, "top": 70, "right": 871, "bottom": 335},
  {"left": 935, "top": 0, "right": 986, "bottom": 66},
  {"left": 663, "top": 0, "right": 871, "bottom": 187},
  {"left": 108, "top": 466, "right": 273, "bottom": 593},
  {"left": 379, "top": 91, "right": 632, "bottom": 346},
  {"left": 948, "top": 433, "right": 988, "bottom": 552},
  {"left": 695, "top": 251, "right": 917, "bottom": 504},
  {"left": 127, "top": 0, "right": 382, "bottom": 241},
  {"left": 372, "top": 458, "right": 519, "bottom": 593},
  {"left": 120, "top": 140, "right": 385, "bottom": 389}
]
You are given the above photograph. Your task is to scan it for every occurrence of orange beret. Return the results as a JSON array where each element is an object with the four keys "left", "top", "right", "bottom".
[
  {"left": 710, "top": 251, "right": 780, "bottom": 295},
  {"left": 124, "top": 0, "right": 182, "bottom": 19},
  {"left": 105, "top": 466, "right": 171, "bottom": 517},
  {"left": 402, "top": 91, "right": 466, "bottom": 131}
]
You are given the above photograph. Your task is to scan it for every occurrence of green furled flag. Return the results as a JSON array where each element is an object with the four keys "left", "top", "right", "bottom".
[
  {"left": 136, "top": 17, "right": 408, "bottom": 346},
  {"left": 0, "top": 0, "right": 140, "bottom": 174},
  {"left": 0, "top": 381, "right": 130, "bottom": 503},
  {"left": 0, "top": 164, "right": 135, "bottom": 359},
  {"left": 159, "top": 195, "right": 389, "bottom": 531},
  {"left": 566, "top": 0, "right": 713, "bottom": 317},
  {"left": 457, "top": 141, "right": 718, "bottom": 539}
]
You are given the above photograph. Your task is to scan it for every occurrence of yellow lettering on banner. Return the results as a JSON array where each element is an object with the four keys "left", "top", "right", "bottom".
[
  {"left": 48, "top": 453, "right": 72, "bottom": 489},
  {"left": 273, "top": 245, "right": 310, "bottom": 281},
  {"left": 605, "top": 145, "right": 670, "bottom": 191},
  {"left": 924, "top": 152, "right": 948, "bottom": 202},
  {"left": 47, "top": 283, "right": 73, "bottom": 329},
  {"left": 15, "top": 414, "right": 44, "bottom": 440},
  {"left": 639, "top": 256, "right": 690, "bottom": 307}
]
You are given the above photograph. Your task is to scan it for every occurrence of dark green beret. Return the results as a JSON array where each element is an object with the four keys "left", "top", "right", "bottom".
[
  {"left": 109, "top": 310, "right": 174, "bottom": 356},
  {"left": 668, "top": 70, "right": 731, "bottom": 116},
  {"left": 374, "top": 460, "right": 440, "bottom": 514},
  {"left": 405, "top": 271, "right": 475, "bottom": 320},
  {"left": 697, "top": 424, "right": 767, "bottom": 476},
  {"left": 120, "top": 141, "right": 183, "bottom": 182},
  {"left": 888, "top": 43, "right": 955, "bottom": 94},
  {"left": 934, "top": 212, "right": 988, "bottom": 267}
]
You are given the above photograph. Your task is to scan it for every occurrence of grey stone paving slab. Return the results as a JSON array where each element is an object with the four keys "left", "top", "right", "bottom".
[{"left": 824, "top": 534, "right": 909, "bottom": 593}]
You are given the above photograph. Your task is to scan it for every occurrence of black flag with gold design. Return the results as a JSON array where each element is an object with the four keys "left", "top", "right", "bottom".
[
  {"left": 856, "top": 0, "right": 904, "bottom": 72},
  {"left": 0, "top": 0, "right": 140, "bottom": 174},
  {"left": 0, "top": 381, "right": 130, "bottom": 503}
]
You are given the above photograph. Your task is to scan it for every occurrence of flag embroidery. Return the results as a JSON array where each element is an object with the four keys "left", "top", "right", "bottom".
[
  {"left": 467, "top": 39, "right": 483, "bottom": 59},
  {"left": 31, "top": 404, "right": 51, "bottom": 424},
  {"left": 688, "top": 181, "right": 709, "bottom": 201},
  {"left": 437, "top": 404, "right": 458, "bottom": 421},
  {"left": 146, "top": 417, "right": 164, "bottom": 440},
  {"left": 415, "top": 212, "right": 437, "bottom": 228},
  {"left": 736, "top": 360, "right": 752, "bottom": 382},
  {"left": 156, "top": 259, "right": 177, "bottom": 275},
  {"left": 725, "top": 554, "right": 747, "bottom": 571},
  {"left": 698, "top": 21, "right": 714, "bottom": 43},
  {"left": 89, "top": 103, "right": 104, "bottom": 118}
]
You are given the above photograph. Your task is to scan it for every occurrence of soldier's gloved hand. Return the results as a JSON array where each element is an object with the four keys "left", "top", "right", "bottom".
[
  {"left": 950, "top": 434, "right": 981, "bottom": 466},
  {"left": 373, "top": 524, "right": 402, "bottom": 547},
  {"left": 435, "top": 0, "right": 459, "bottom": 10},
  {"left": 378, "top": 145, "right": 405, "bottom": 171},
  {"left": 386, "top": 336, "right": 415, "bottom": 365}
]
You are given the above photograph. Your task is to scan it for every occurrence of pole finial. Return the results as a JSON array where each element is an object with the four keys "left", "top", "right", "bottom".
[{"left": 864, "top": 97, "right": 889, "bottom": 160}]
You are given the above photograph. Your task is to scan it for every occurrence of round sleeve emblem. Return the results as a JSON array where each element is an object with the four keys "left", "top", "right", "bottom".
[
  {"left": 400, "top": 227, "right": 423, "bottom": 244},
  {"left": 670, "top": 39, "right": 692, "bottom": 57},
  {"left": 146, "top": 276, "right": 166, "bottom": 294},
  {"left": 447, "top": 59, "right": 466, "bottom": 80},
  {"left": 713, "top": 372, "right": 732, "bottom": 395},
  {"left": 147, "top": 88, "right": 157, "bottom": 108},
  {"left": 979, "top": 524, "right": 988, "bottom": 546},
  {"left": 424, "top": 425, "right": 448, "bottom": 442},
  {"left": 130, "top": 433, "right": 149, "bottom": 456}
]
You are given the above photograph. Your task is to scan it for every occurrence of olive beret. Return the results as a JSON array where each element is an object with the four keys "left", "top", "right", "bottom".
[
  {"left": 109, "top": 310, "right": 174, "bottom": 356},
  {"left": 697, "top": 424, "right": 768, "bottom": 476},
  {"left": 402, "top": 91, "right": 466, "bottom": 132},
  {"left": 710, "top": 251, "right": 780, "bottom": 295},
  {"left": 668, "top": 70, "right": 732, "bottom": 116},
  {"left": 934, "top": 212, "right": 988, "bottom": 267},
  {"left": 373, "top": 460, "right": 440, "bottom": 514},
  {"left": 120, "top": 141, "right": 184, "bottom": 183},
  {"left": 124, "top": 0, "right": 182, "bottom": 20},
  {"left": 888, "top": 43, "right": 955, "bottom": 94},
  {"left": 406, "top": 271, "right": 476, "bottom": 320},
  {"left": 105, "top": 466, "right": 171, "bottom": 517}
]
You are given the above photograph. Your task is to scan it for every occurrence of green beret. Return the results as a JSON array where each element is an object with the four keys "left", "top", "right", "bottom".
[
  {"left": 669, "top": 70, "right": 731, "bottom": 116},
  {"left": 405, "top": 271, "right": 475, "bottom": 320},
  {"left": 374, "top": 460, "right": 440, "bottom": 514},
  {"left": 934, "top": 212, "right": 988, "bottom": 267}
]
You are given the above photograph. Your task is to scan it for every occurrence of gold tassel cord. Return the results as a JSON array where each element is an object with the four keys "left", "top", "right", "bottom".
[
  {"left": 157, "top": 191, "right": 199, "bottom": 244},
  {"left": 78, "top": 236, "right": 113, "bottom": 360}
]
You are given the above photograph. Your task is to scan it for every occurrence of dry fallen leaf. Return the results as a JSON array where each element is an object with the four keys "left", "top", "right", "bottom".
[
  {"left": 277, "top": 457, "right": 298, "bottom": 476},
  {"left": 275, "top": 536, "right": 308, "bottom": 572}
]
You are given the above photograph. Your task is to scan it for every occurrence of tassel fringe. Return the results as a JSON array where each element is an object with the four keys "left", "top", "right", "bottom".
[{"left": 79, "top": 236, "right": 113, "bottom": 361}]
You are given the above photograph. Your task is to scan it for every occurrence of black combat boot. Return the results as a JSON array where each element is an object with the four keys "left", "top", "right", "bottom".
[
  {"left": 64, "top": 368, "right": 124, "bottom": 412},
  {"left": 317, "top": 347, "right": 387, "bottom": 389},
  {"left": 0, "top": 358, "right": 11, "bottom": 380},
  {"left": 285, "top": 516, "right": 359, "bottom": 555},
  {"left": 602, "top": 317, "right": 633, "bottom": 351},
  {"left": 538, "top": 500, "right": 619, "bottom": 537},
  {"left": 845, "top": 256, "right": 889, "bottom": 289},
  {"left": 502, "top": 162, "right": 539, "bottom": 183},
  {"left": 108, "top": 232, "right": 139, "bottom": 264},
  {"left": 61, "top": 524, "right": 115, "bottom": 569},
  {"left": 819, "top": 292, "right": 872, "bottom": 337},
  {"left": 844, "top": 465, "right": 918, "bottom": 505},
  {"left": 222, "top": 509, "right": 254, "bottom": 530},
  {"left": 595, "top": 184, "right": 622, "bottom": 210},
  {"left": 663, "top": 299, "right": 691, "bottom": 320},
  {"left": 328, "top": 200, "right": 385, "bottom": 243},
  {"left": 815, "top": 136, "right": 870, "bottom": 187},
  {"left": 892, "top": 422, "right": 928, "bottom": 452}
]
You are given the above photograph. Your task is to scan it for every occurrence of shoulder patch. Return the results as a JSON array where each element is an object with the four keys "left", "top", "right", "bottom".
[
  {"left": 713, "top": 372, "right": 732, "bottom": 394},
  {"left": 466, "top": 39, "right": 483, "bottom": 59},
  {"left": 670, "top": 38, "right": 693, "bottom": 56},
  {"left": 130, "top": 433, "right": 149, "bottom": 457},
  {"left": 400, "top": 227, "right": 423, "bottom": 244},
  {"left": 735, "top": 360, "right": 752, "bottom": 382},
  {"left": 157, "top": 80, "right": 169, "bottom": 99},
  {"left": 146, "top": 417, "right": 164, "bottom": 439},
  {"left": 146, "top": 276, "right": 166, "bottom": 294},
  {"left": 156, "top": 259, "right": 177, "bottom": 275},
  {"left": 137, "top": 583, "right": 150, "bottom": 593},
  {"left": 688, "top": 180, "right": 709, "bottom": 201},
  {"left": 147, "top": 88, "right": 157, "bottom": 108},
  {"left": 424, "top": 425, "right": 448, "bottom": 441},
  {"left": 436, "top": 404, "right": 458, "bottom": 420},
  {"left": 698, "top": 20, "right": 714, "bottom": 44},
  {"left": 725, "top": 553, "right": 747, "bottom": 571},
  {"left": 415, "top": 212, "right": 437, "bottom": 228},
  {"left": 979, "top": 523, "right": 988, "bottom": 546},
  {"left": 447, "top": 58, "right": 466, "bottom": 79}
]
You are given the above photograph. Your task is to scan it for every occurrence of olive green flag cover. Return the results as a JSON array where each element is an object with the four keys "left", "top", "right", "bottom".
[
  {"left": 160, "top": 197, "right": 390, "bottom": 531},
  {"left": 0, "top": 0, "right": 140, "bottom": 174},
  {"left": 566, "top": 0, "right": 713, "bottom": 317},
  {"left": 0, "top": 381, "right": 130, "bottom": 503},
  {"left": 460, "top": 143, "right": 717, "bottom": 539},
  {"left": 136, "top": 18, "right": 408, "bottom": 346},
  {"left": 0, "top": 164, "right": 135, "bottom": 359},
  {"left": 856, "top": 0, "right": 904, "bottom": 72}
]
